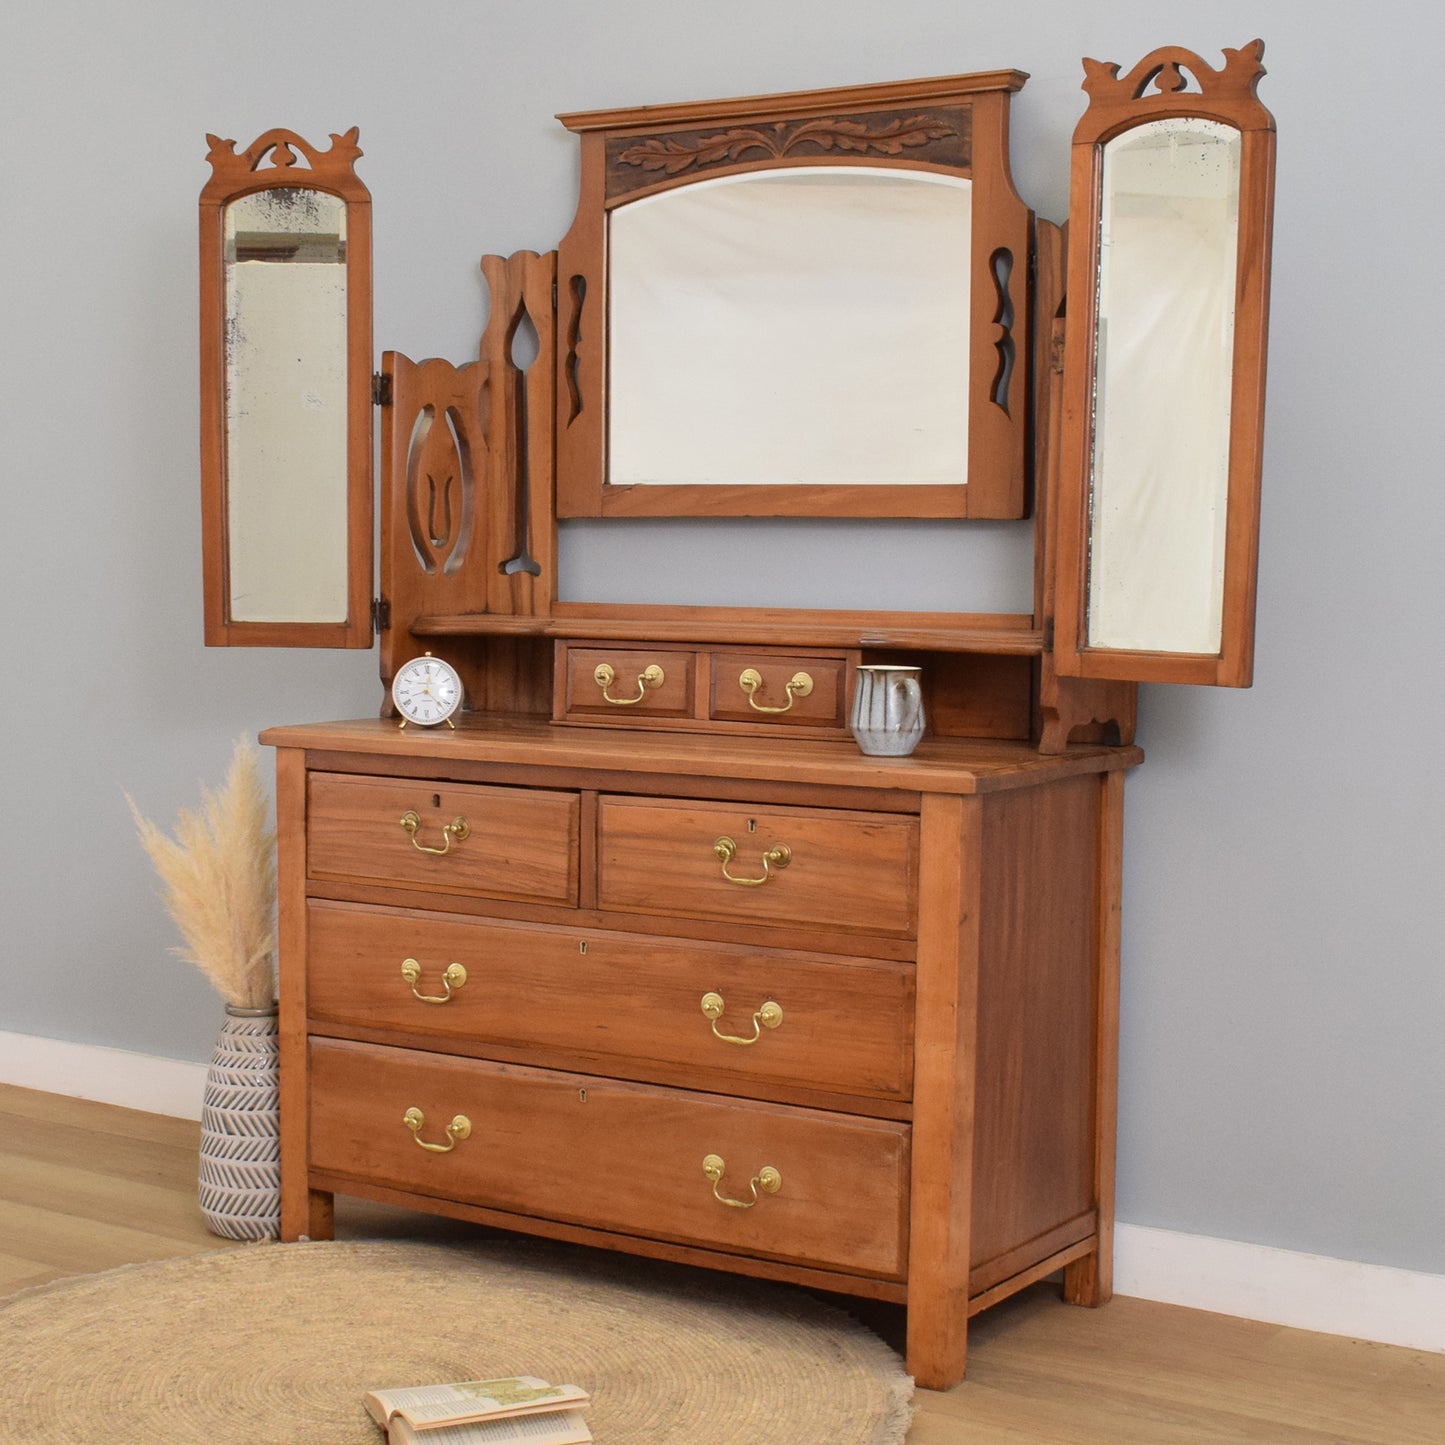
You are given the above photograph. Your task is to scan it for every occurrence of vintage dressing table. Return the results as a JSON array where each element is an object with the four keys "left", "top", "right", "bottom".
[{"left": 198, "top": 42, "right": 1275, "bottom": 1387}]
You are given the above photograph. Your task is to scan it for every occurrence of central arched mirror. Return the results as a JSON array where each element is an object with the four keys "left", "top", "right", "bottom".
[
  {"left": 555, "top": 72, "right": 1032, "bottom": 520},
  {"left": 607, "top": 167, "right": 972, "bottom": 491}
]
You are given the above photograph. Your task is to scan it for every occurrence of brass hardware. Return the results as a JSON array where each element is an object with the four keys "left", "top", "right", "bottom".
[
  {"left": 738, "top": 667, "right": 814, "bottom": 714},
  {"left": 400, "top": 809, "right": 470, "bottom": 855},
  {"left": 400, "top": 958, "right": 467, "bottom": 1004},
  {"left": 713, "top": 835, "right": 791, "bottom": 886},
  {"left": 403, "top": 1107, "right": 471, "bottom": 1153},
  {"left": 593, "top": 661, "right": 665, "bottom": 706},
  {"left": 702, "top": 1153, "right": 782, "bottom": 1209},
  {"left": 700, "top": 991, "right": 783, "bottom": 1046}
]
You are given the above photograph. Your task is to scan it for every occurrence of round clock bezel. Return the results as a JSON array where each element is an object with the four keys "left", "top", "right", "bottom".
[{"left": 391, "top": 654, "right": 464, "bottom": 728}]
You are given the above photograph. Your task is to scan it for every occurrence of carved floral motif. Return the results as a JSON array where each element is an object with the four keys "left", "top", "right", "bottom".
[{"left": 615, "top": 113, "right": 961, "bottom": 177}]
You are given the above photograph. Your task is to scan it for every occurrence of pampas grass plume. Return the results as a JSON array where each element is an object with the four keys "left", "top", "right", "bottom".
[{"left": 127, "top": 742, "right": 276, "bottom": 1010}]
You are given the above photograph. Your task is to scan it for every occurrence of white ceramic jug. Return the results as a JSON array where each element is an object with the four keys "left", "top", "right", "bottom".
[{"left": 849, "top": 665, "right": 925, "bottom": 756}]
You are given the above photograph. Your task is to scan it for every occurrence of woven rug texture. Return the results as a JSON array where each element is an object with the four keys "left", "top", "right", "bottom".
[{"left": 0, "top": 1238, "right": 914, "bottom": 1444}]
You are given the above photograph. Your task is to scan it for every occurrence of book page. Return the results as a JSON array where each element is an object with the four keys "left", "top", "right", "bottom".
[
  {"left": 365, "top": 1377, "right": 589, "bottom": 1429},
  {"left": 388, "top": 1411, "right": 591, "bottom": 1445}
]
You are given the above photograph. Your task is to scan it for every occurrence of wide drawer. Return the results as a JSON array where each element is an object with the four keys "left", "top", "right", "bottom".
[
  {"left": 307, "top": 773, "right": 579, "bottom": 904},
  {"left": 596, "top": 797, "right": 918, "bottom": 937},
  {"left": 306, "top": 900, "right": 915, "bottom": 1101},
  {"left": 309, "top": 1038, "right": 909, "bottom": 1279}
]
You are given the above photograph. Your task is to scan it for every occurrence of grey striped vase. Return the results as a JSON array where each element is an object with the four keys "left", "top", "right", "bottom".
[{"left": 198, "top": 1004, "right": 280, "bottom": 1240}]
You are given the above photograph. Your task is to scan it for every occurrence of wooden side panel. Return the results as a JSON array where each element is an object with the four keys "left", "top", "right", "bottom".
[
  {"left": 275, "top": 746, "right": 333, "bottom": 1240},
  {"left": 906, "top": 793, "right": 982, "bottom": 1390},
  {"left": 970, "top": 773, "right": 1100, "bottom": 1275},
  {"left": 1064, "top": 768, "right": 1124, "bottom": 1306}
]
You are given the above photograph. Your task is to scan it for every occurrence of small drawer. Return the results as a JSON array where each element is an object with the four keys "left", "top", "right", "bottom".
[
  {"left": 307, "top": 773, "right": 578, "bottom": 905},
  {"left": 597, "top": 797, "right": 918, "bottom": 938},
  {"left": 309, "top": 1038, "right": 910, "bottom": 1280},
  {"left": 306, "top": 900, "right": 915, "bottom": 1101},
  {"left": 556, "top": 643, "right": 696, "bottom": 721},
  {"left": 709, "top": 651, "right": 851, "bottom": 730}
]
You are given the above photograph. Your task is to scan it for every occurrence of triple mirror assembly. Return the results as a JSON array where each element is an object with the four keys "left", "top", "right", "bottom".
[{"left": 197, "top": 40, "right": 1275, "bottom": 702}]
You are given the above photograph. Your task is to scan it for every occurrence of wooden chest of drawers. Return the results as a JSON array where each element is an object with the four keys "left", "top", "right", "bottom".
[{"left": 264, "top": 717, "right": 1139, "bottom": 1390}]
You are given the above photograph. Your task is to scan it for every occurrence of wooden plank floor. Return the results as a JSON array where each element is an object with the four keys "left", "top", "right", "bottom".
[{"left": 3, "top": 1083, "right": 1441, "bottom": 1441}]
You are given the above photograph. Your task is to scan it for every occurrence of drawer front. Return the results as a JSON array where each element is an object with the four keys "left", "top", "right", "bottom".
[
  {"left": 709, "top": 652, "right": 850, "bottom": 730},
  {"left": 307, "top": 773, "right": 579, "bottom": 904},
  {"left": 307, "top": 900, "right": 915, "bottom": 1100},
  {"left": 597, "top": 797, "right": 918, "bottom": 937},
  {"left": 309, "top": 1039, "right": 909, "bottom": 1279},
  {"left": 559, "top": 644, "right": 696, "bottom": 720}
]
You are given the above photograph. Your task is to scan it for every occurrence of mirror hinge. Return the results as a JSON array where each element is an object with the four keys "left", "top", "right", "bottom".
[
  {"left": 372, "top": 371, "right": 392, "bottom": 407},
  {"left": 371, "top": 597, "right": 391, "bottom": 633}
]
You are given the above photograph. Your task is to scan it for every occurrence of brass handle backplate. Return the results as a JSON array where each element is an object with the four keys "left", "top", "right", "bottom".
[
  {"left": 400, "top": 810, "right": 470, "bottom": 856},
  {"left": 702, "top": 1153, "right": 782, "bottom": 1209},
  {"left": 401, "top": 958, "right": 468, "bottom": 1004},
  {"left": 738, "top": 667, "right": 813, "bottom": 714},
  {"left": 403, "top": 1107, "right": 471, "bottom": 1153},
  {"left": 713, "top": 835, "right": 791, "bottom": 887},
  {"left": 701, "top": 991, "right": 783, "bottom": 1046},
  {"left": 593, "top": 662, "right": 665, "bottom": 706}
]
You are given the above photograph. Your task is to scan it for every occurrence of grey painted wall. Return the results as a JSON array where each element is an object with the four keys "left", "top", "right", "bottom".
[{"left": 4, "top": 1, "right": 1442, "bottom": 1277}]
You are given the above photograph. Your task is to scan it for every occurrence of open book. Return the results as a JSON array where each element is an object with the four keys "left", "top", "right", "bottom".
[{"left": 364, "top": 1376, "right": 592, "bottom": 1445}]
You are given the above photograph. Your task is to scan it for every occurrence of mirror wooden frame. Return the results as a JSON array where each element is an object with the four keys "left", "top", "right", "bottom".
[
  {"left": 553, "top": 72, "right": 1033, "bottom": 521},
  {"left": 199, "top": 128, "right": 374, "bottom": 647},
  {"left": 1052, "top": 42, "right": 1275, "bottom": 686}
]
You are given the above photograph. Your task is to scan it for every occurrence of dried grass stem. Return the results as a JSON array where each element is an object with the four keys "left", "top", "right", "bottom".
[{"left": 128, "top": 742, "right": 276, "bottom": 1010}]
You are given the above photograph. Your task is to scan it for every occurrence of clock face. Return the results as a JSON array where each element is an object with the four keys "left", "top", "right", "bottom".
[{"left": 391, "top": 655, "right": 463, "bottom": 727}]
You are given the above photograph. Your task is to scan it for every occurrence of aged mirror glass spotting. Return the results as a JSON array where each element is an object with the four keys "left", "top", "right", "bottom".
[
  {"left": 1054, "top": 41, "right": 1275, "bottom": 685},
  {"left": 199, "top": 128, "right": 374, "bottom": 646},
  {"left": 202, "top": 42, "right": 1276, "bottom": 1393}
]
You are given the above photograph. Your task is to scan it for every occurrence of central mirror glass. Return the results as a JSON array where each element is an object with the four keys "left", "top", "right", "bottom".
[
  {"left": 1086, "top": 118, "right": 1242, "bottom": 654},
  {"left": 607, "top": 167, "right": 971, "bottom": 489},
  {"left": 223, "top": 187, "right": 349, "bottom": 623}
]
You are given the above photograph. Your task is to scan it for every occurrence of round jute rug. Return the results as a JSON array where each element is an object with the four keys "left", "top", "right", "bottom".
[{"left": 0, "top": 1239, "right": 913, "bottom": 1444}]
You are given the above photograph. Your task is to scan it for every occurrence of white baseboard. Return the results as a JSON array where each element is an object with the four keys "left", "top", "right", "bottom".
[
  {"left": 1114, "top": 1222, "right": 1445, "bottom": 1354},
  {"left": 0, "top": 1030, "right": 206, "bottom": 1121},
  {"left": 3, "top": 1032, "right": 1441, "bottom": 1354}
]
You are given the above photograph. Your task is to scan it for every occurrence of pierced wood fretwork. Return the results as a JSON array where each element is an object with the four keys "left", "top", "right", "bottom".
[
  {"left": 478, "top": 251, "right": 558, "bottom": 619},
  {"left": 1081, "top": 38, "right": 1268, "bottom": 116},
  {"left": 203, "top": 127, "right": 365, "bottom": 191},
  {"left": 379, "top": 354, "right": 489, "bottom": 686}
]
